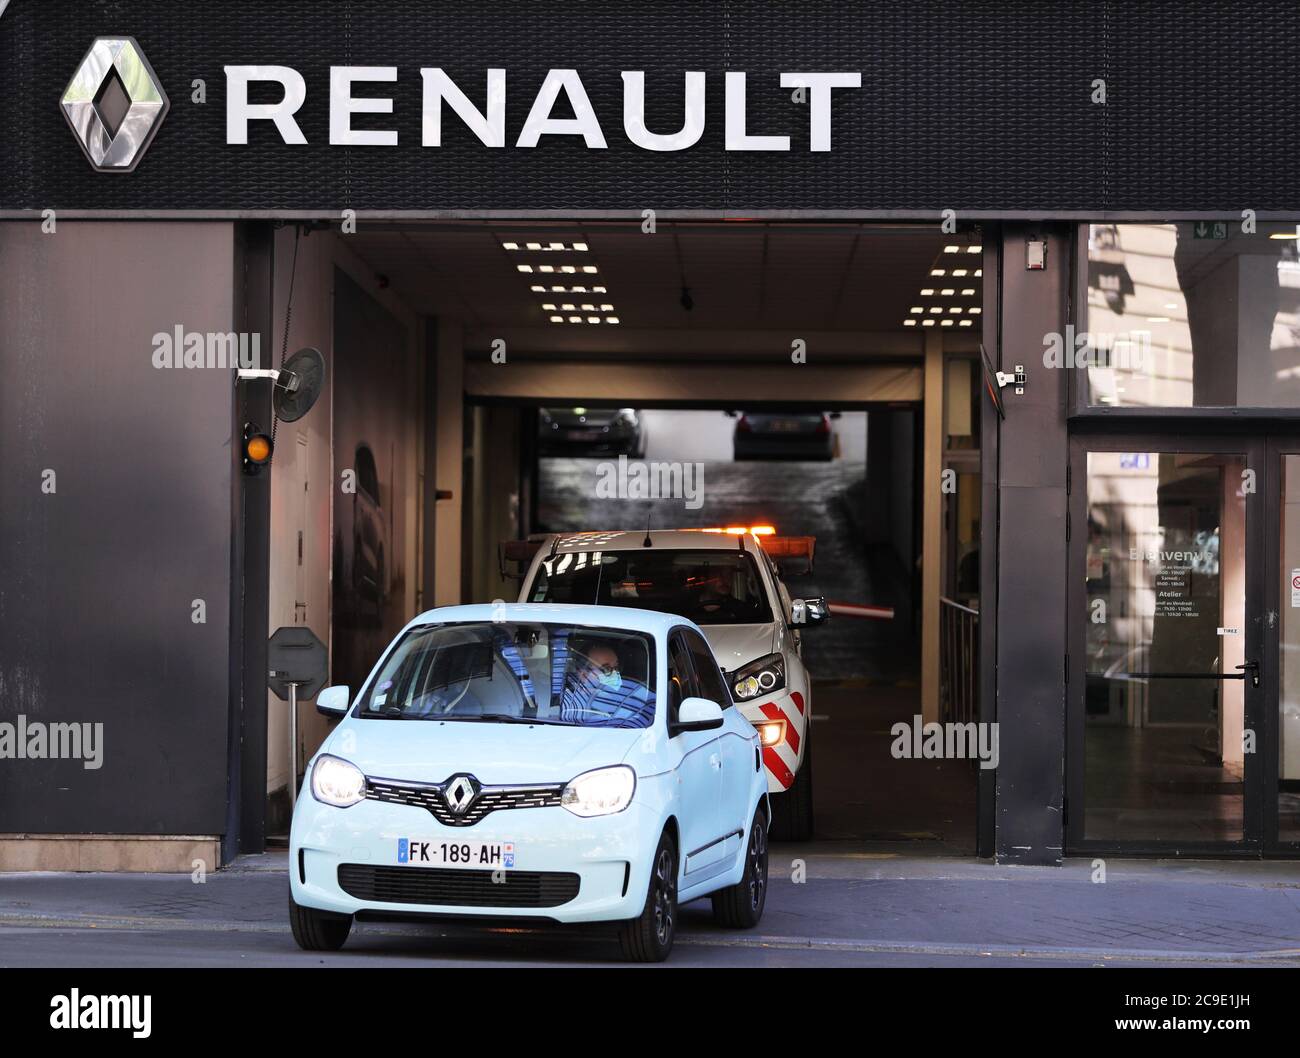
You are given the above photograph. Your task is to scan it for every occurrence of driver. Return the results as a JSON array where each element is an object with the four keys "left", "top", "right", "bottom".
[
  {"left": 695, "top": 569, "right": 738, "bottom": 615},
  {"left": 560, "top": 642, "right": 624, "bottom": 722}
]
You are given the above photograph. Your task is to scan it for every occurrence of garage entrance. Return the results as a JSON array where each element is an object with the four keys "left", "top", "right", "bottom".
[{"left": 273, "top": 220, "right": 987, "bottom": 852}]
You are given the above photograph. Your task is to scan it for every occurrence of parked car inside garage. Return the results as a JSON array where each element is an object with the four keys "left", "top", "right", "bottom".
[
  {"left": 539, "top": 407, "right": 647, "bottom": 457},
  {"left": 730, "top": 410, "right": 839, "bottom": 461}
]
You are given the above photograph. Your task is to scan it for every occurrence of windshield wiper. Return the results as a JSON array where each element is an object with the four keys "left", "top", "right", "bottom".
[{"left": 447, "top": 713, "right": 571, "bottom": 725}]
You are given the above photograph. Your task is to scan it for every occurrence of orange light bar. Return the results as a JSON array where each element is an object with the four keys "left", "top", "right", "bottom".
[{"left": 699, "top": 525, "right": 777, "bottom": 536}]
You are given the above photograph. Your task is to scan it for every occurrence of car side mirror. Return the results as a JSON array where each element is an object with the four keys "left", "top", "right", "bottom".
[
  {"left": 790, "top": 597, "right": 829, "bottom": 626},
  {"left": 316, "top": 685, "right": 351, "bottom": 717},
  {"left": 671, "top": 696, "right": 724, "bottom": 736}
]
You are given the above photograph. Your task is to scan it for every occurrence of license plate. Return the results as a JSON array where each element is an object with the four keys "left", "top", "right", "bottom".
[
  {"left": 770, "top": 420, "right": 801, "bottom": 432},
  {"left": 397, "top": 838, "right": 515, "bottom": 869},
  {"left": 564, "top": 429, "right": 599, "bottom": 440}
]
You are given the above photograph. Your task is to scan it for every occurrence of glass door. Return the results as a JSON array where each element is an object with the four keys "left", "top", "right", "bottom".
[
  {"left": 1068, "top": 437, "right": 1265, "bottom": 853},
  {"left": 1265, "top": 438, "right": 1300, "bottom": 852}
]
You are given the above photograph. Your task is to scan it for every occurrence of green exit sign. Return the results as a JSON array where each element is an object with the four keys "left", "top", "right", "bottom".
[{"left": 1193, "top": 221, "right": 1229, "bottom": 239}]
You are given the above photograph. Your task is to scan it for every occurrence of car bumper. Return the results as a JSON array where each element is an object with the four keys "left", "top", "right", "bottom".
[
  {"left": 290, "top": 795, "right": 659, "bottom": 924},
  {"left": 738, "top": 690, "right": 808, "bottom": 792},
  {"left": 733, "top": 434, "right": 834, "bottom": 460}
]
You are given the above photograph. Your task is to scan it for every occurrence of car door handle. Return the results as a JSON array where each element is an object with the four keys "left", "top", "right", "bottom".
[{"left": 709, "top": 753, "right": 721, "bottom": 770}]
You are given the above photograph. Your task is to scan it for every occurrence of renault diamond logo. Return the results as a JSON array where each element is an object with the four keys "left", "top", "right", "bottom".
[
  {"left": 443, "top": 775, "right": 480, "bottom": 815},
  {"left": 60, "top": 37, "right": 169, "bottom": 172}
]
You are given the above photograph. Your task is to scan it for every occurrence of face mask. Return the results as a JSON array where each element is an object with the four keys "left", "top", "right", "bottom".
[{"left": 596, "top": 669, "right": 622, "bottom": 692}]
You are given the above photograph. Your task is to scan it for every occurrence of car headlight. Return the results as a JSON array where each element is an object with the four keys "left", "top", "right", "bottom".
[
  {"left": 731, "top": 652, "right": 786, "bottom": 701},
  {"left": 561, "top": 765, "right": 636, "bottom": 817},
  {"left": 311, "top": 754, "right": 366, "bottom": 808},
  {"left": 755, "top": 719, "right": 786, "bottom": 747}
]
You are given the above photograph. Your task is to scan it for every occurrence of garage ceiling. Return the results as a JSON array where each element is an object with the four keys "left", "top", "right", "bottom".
[{"left": 345, "top": 221, "right": 984, "bottom": 358}]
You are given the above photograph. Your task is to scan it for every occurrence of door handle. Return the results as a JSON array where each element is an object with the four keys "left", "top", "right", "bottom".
[
  {"left": 1236, "top": 660, "right": 1261, "bottom": 687},
  {"left": 709, "top": 752, "right": 721, "bottom": 770}
]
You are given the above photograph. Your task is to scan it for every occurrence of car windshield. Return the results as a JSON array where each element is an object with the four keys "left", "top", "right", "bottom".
[
  {"left": 528, "top": 549, "right": 772, "bottom": 626},
  {"left": 355, "top": 622, "right": 656, "bottom": 728}
]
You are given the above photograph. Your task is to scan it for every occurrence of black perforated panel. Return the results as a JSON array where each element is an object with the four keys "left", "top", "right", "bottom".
[{"left": 1, "top": 0, "right": 1297, "bottom": 213}]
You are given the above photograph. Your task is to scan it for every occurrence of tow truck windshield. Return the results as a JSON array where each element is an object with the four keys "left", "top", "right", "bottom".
[{"left": 529, "top": 549, "right": 773, "bottom": 626}]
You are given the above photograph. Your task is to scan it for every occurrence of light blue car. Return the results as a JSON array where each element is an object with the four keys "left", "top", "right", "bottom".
[{"left": 289, "top": 603, "right": 770, "bottom": 961}]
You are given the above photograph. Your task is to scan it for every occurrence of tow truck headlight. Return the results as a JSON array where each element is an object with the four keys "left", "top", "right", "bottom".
[
  {"left": 755, "top": 719, "right": 786, "bottom": 746},
  {"left": 731, "top": 653, "right": 786, "bottom": 701},
  {"left": 311, "top": 754, "right": 366, "bottom": 808},
  {"left": 562, "top": 765, "right": 636, "bottom": 817}
]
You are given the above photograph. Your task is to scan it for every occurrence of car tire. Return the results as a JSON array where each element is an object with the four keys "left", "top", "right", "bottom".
[
  {"left": 768, "top": 732, "right": 814, "bottom": 841},
  {"left": 288, "top": 893, "right": 353, "bottom": 952},
  {"left": 617, "top": 829, "right": 678, "bottom": 962},
  {"left": 711, "top": 808, "right": 769, "bottom": 929}
]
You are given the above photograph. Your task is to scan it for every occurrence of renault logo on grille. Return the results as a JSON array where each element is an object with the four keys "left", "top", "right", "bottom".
[
  {"left": 60, "top": 37, "right": 169, "bottom": 172},
  {"left": 443, "top": 775, "right": 480, "bottom": 815}
]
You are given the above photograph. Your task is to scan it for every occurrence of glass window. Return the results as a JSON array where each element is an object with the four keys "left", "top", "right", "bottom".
[
  {"left": 357, "top": 621, "right": 656, "bottom": 729},
  {"left": 529, "top": 548, "right": 773, "bottom": 626},
  {"left": 682, "top": 629, "right": 730, "bottom": 708},
  {"left": 666, "top": 634, "right": 695, "bottom": 722},
  {"left": 1084, "top": 223, "right": 1300, "bottom": 407},
  {"left": 1083, "top": 451, "right": 1246, "bottom": 842},
  {"left": 1280, "top": 457, "right": 1300, "bottom": 842}
]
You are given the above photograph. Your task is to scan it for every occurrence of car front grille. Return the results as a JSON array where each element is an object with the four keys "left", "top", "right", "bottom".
[
  {"left": 337, "top": 863, "right": 580, "bottom": 908},
  {"left": 364, "top": 777, "right": 565, "bottom": 827}
]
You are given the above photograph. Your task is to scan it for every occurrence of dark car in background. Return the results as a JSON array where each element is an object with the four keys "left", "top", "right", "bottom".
[
  {"left": 538, "top": 406, "right": 647, "bottom": 457},
  {"left": 730, "top": 411, "right": 839, "bottom": 461}
]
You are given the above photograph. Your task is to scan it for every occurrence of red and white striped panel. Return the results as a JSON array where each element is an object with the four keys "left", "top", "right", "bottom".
[{"left": 753, "top": 691, "right": 804, "bottom": 791}]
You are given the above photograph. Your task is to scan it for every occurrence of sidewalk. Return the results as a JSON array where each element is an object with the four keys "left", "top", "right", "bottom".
[{"left": 1, "top": 846, "right": 1298, "bottom": 966}]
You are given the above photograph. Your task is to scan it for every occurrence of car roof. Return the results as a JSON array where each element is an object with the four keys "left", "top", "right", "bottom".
[
  {"left": 545, "top": 529, "right": 759, "bottom": 553},
  {"left": 407, "top": 602, "right": 696, "bottom": 639}
]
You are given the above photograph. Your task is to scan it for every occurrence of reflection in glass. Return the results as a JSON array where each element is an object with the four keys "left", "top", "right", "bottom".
[
  {"left": 1084, "top": 452, "right": 1245, "bottom": 842},
  {"left": 1280, "top": 458, "right": 1300, "bottom": 841},
  {"left": 1086, "top": 223, "right": 1300, "bottom": 407}
]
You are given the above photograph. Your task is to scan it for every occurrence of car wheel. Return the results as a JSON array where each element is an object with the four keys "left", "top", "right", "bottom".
[
  {"left": 617, "top": 829, "right": 678, "bottom": 962},
  {"left": 288, "top": 893, "right": 353, "bottom": 952},
  {"left": 711, "top": 808, "right": 769, "bottom": 928},
  {"left": 768, "top": 732, "right": 814, "bottom": 841}
]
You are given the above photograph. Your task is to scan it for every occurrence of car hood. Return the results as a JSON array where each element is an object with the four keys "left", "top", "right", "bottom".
[
  {"left": 697, "top": 623, "right": 776, "bottom": 671},
  {"left": 321, "top": 718, "right": 645, "bottom": 785}
]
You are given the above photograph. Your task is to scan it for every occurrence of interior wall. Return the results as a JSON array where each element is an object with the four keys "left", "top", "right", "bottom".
[
  {"left": 265, "top": 230, "right": 422, "bottom": 807},
  {"left": 464, "top": 405, "right": 524, "bottom": 606}
]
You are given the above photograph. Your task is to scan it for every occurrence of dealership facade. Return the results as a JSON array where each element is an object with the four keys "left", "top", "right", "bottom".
[{"left": 2, "top": 1, "right": 1300, "bottom": 870}]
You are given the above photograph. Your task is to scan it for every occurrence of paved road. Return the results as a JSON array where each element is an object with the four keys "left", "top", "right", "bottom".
[{"left": 3, "top": 853, "right": 1298, "bottom": 968}]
